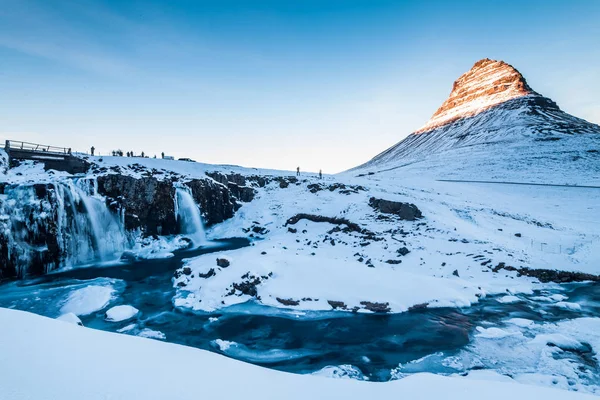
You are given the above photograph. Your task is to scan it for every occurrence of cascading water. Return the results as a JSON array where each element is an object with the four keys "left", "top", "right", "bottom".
[
  {"left": 174, "top": 186, "right": 207, "bottom": 246},
  {"left": 71, "top": 178, "right": 129, "bottom": 262},
  {"left": 0, "top": 178, "right": 130, "bottom": 276}
]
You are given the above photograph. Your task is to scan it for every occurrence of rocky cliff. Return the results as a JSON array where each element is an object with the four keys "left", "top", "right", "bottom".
[{"left": 0, "top": 168, "right": 256, "bottom": 279}]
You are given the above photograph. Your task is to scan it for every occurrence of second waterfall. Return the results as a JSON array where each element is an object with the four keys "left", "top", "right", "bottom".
[{"left": 174, "top": 186, "right": 207, "bottom": 246}]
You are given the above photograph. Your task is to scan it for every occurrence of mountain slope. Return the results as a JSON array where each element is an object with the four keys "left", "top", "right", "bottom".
[{"left": 353, "top": 59, "right": 600, "bottom": 185}]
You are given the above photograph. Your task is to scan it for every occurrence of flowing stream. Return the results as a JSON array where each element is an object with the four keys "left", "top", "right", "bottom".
[{"left": 0, "top": 240, "right": 598, "bottom": 385}]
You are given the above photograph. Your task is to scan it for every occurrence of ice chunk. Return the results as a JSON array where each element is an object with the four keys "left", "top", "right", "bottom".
[
  {"left": 60, "top": 285, "right": 115, "bottom": 316},
  {"left": 105, "top": 305, "right": 139, "bottom": 322}
]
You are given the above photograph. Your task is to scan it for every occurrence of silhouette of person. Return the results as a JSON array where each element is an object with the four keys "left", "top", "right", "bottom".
[
  {"left": 91, "top": 146, "right": 95, "bottom": 156},
  {"left": 296, "top": 166, "right": 300, "bottom": 177},
  {"left": 319, "top": 169, "right": 322, "bottom": 179},
  {"left": 161, "top": 152, "right": 165, "bottom": 159}
]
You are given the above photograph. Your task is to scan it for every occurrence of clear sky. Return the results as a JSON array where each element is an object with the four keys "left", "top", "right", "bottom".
[{"left": 1, "top": 0, "right": 599, "bottom": 173}]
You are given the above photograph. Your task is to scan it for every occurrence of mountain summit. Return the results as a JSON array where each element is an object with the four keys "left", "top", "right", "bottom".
[
  {"left": 352, "top": 59, "right": 600, "bottom": 184},
  {"left": 417, "top": 58, "right": 537, "bottom": 133}
]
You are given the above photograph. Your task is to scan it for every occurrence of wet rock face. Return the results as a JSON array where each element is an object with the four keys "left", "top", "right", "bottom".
[
  {"left": 97, "top": 175, "right": 177, "bottom": 235},
  {"left": 369, "top": 197, "right": 423, "bottom": 221},
  {"left": 96, "top": 172, "right": 256, "bottom": 235},
  {"left": 0, "top": 184, "right": 62, "bottom": 278}
]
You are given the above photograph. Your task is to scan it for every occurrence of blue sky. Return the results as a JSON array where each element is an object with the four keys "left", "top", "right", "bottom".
[{"left": 1, "top": 0, "right": 599, "bottom": 172}]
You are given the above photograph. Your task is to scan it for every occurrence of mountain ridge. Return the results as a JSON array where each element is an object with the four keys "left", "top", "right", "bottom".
[{"left": 352, "top": 58, "right": 600, "bottom": 184}]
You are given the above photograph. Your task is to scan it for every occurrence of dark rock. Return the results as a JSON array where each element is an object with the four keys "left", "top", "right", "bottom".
[
  {"left": 386, "top": 259, "right": 402, "bottom": 264},
  {"left": 307, "top": 183, "right": 323, "bottom": 193},
  {"left": 261, "top": 251, "right": 267, "bottom": 255},
  {"left": 360, "top": 301, "right": 390, "bottom": 313},
  {"left": 287, "top": 227, "right": 297, "bottom": 234},
  {"left": 198, "top": 268, "right": 216, "bottom": 279},
  {"left": 397, "top": 247, "right": 410, "bottom": 256},
  {"left": 452, "top": 269, "right": 460, "bottom": 277},
  {"left": 491, "top": 262, "right": 600, "bottom": 283},
  {"left": 514, "top": 233, "right": 522, "bottom": 237},
  {"left": 251, "top": 226, "right": 269, "bottom": 235},
  {"left": 276, "top": 297, "right": 300, "bottom": 306},
  {"left": 408, "top": 303, "right": 429, "bottom": 311},
  {"left": 183, "top": 267, "right": 192, "bottom": 275},
  {"left": 369, "top": 197, "right": 423, "bottom": 220},
  {"left": 285, "top": 213, "right": 370, "bottom": 234},
  {"left": 227, "top": 273, "right": 268, "bottom": 298},
  {"left": 327, "top": 300, "right": 347, "bottom": 310}
]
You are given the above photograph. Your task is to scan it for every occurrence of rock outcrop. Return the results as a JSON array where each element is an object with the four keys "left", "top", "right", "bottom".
[
  {"left": 369, "top": 197, "right": 423, "bottom": 221},
  {"left": 417, "top": 58, "right": 537, "bottom": 133}
]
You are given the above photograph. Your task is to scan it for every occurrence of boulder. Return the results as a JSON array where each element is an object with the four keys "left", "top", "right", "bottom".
[{"left": 369, "top": 197, "right": 423, "bottom": 220}]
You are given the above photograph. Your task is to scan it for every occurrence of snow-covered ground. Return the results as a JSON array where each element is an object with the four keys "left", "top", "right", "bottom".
[
  {"left": 0, "top": 307, "right": 595, "bottom": 400},
  {"left": 2, "top": 147, "right": 599, "bottom": 395},
  {"left": 172, "top": 165, "right": 600, "bottom": 315}
]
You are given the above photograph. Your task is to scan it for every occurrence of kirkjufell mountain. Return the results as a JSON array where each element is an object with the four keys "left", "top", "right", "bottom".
[{"left": 353, "top": 58, "right": 600, "bottom": 185}]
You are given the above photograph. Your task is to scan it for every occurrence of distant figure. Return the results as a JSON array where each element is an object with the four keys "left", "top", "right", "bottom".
[
  {"left": 68, "top": 148, "right": 72, "bottom": 155},
  {"left": 90, "top": 146, "right": 95, "bottom": 156},
  {"left": 112, "top": 151, "right": 116, "bottom": 156},
  {"left": 161, "top": 152, "right": 165, "bottom": 159},
  {"left": 141, "top": 151, "right": 145, "bottom": 158},
  {"left": 319, "top": 169, "right": 322, "bottom": 179},
  {"left": 296, "top": 166, "right": 300, "bottom": 177}
]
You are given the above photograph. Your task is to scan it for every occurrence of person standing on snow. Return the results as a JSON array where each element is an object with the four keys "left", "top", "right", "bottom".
[
  {"left": 296, "top": 166, "right": 300, "bottom": 177},
  {"left": 91, "top": 146, "right": 95, "bottom": 156},
  {"left": 319, "top": 169, "right": 322, "bottom": 179}
]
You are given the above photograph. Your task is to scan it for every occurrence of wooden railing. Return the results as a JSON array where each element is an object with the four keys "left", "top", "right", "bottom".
[{"left": 5, "top": 140, "right": 72, "bottom": 155}]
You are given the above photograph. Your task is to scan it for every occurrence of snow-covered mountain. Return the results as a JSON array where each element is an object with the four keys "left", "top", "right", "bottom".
[{"left": 353, "top": 58, "right": 600, "bottom": 185}]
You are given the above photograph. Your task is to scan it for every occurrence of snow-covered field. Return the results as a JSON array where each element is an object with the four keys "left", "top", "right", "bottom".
[
  {"left": 0, "top": 307, "right": 596, "bottom": 400},
  {"left": 172, "top": 165, "right": 600, "bottom": 315}
]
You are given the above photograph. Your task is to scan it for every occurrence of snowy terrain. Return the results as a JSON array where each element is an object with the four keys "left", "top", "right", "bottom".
[
  {"left": 0, "top": 307, "right": 596, "bottom": 400},
  {"left": 173, "top": 170, "right": 600, "bottom": 314}
]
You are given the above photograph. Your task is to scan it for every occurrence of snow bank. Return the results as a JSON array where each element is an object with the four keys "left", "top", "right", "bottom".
[
  {"left": 0, "top": 308, "right": 594, "bottom": 400},
  {"left": 56, "top": 313, "right": 83, "bottom": 326}
]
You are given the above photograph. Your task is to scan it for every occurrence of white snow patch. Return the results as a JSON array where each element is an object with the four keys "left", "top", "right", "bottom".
[
  {"left": 56, "top": 313, "right": 83, "bottom": 326},
  {"left": 105, "top": 305, "right": 139, "bottom": 322},
  {"left": 0, "top": 308, "right": 595, "bottom": 400}
]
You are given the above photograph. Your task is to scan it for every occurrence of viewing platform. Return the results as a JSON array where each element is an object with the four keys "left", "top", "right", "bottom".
[{"left": 4, "top": 140, "right": 90, "bottom": 174}]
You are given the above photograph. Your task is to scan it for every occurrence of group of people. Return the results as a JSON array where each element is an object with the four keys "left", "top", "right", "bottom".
[
  {"left": 297, "top": 166, "right": 323, "bottom": 179},
  {"left": 91, "top": 146, "right": 324, "bottom": 179}
]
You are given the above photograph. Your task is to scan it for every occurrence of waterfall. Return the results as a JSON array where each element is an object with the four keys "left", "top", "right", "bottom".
[
  {"left": 71, "top": 178, "right": 129, "bottom": 262},
  {"left": 175, "top": 186, "right": 207, "bottom": 246},
  {"left": 0, "top": 179, "right": 130, "bottom": 276}
]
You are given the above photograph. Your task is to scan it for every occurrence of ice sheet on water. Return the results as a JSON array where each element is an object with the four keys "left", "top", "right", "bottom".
[
  {"left": 0, "top": 278, "right": 125, "bottom": 319},
  {"left": 210, "top": 339, "right": 321, "bottom": 364},
  {"left": 60, "top": 285, "right": 117, "bottom": 316}
]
